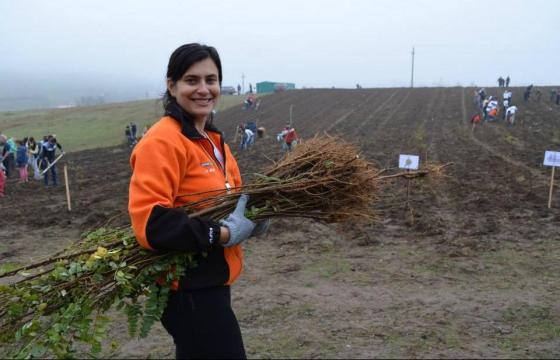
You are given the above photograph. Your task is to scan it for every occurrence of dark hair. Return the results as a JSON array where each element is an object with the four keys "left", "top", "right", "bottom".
[{"left": 163, "top": 43, "right": 223, "bottom": 113}]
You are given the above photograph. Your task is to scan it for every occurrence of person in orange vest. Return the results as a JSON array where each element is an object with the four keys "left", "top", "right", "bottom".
[{"left": 128, "top": 43, "right": 269, "bottom": 359}]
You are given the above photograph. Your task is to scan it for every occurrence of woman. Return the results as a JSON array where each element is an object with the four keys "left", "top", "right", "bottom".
[
  {"left": 128, "top": 43, "right": 267, "bottom": 359},
  {"left": 26, "top": 137, "right": 41, "bottom": 180}
]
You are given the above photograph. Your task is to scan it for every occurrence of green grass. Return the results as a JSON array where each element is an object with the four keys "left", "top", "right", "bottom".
[
  {"left": 384, "top": 325, "right": 462, "bottom": 357},
  {"left": 239, "top": 302, "right": 339, "bottom": 358},
  {"left": 498, "top": 304, "right": 560, "bottom": 357},
  {"left": 0, "top": 95, "right": 249, "bottom": 152},
  {"left": 0, "top": 262, "right": 22, "bottom": 275}
]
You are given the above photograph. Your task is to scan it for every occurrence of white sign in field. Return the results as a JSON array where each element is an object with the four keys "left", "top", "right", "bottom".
[
  {"left": 544, "top": 151, "right": 560, "bottom": 167},
  {"left": 399, "top": 154, "right": 420, "bottom": 170}
]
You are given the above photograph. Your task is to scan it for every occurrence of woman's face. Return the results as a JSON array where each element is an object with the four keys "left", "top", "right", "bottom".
[{"left": 167, "top": 57, "right": 221, "bottom": 121}]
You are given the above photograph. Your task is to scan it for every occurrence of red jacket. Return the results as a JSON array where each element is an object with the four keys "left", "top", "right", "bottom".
[{"left": 285, "top": 128, "right": 298, "bottom": 144}]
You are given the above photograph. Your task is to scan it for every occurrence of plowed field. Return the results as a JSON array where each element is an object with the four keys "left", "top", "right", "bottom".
[{"left": 2, "top": 87, "right": 559, "bottom": 358}]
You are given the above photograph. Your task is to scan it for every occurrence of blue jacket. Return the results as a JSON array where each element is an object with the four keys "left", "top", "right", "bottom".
[{"left": 16, "top": 145, "right": 28, "bottom": 166}]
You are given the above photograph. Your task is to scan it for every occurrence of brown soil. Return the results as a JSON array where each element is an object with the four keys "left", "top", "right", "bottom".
[{"left": 1, "top": 87, "right": 559, "bottom": 358}]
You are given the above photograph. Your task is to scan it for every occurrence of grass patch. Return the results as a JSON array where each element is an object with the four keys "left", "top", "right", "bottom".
[
  {"left": 240, "top": 302, "right": 339, "bottom": 358},
  {"left": 0, "top": 95, "right": 251, "bottom": 152},
  {"left": 0, "top": 262, "right": 22, "bottom": 275},
  {"left": 498, "top": 304, "right": 560, "bottom": 356},
  {"left": 413, "top": 243, "right": 560, "bottom": 289},
  {"left": 302, "top": 255, "right": 352, "bottom": 280},
  {"left": 552, "top": 129, "right": 560, "bottom": 145},
  {"left": 504, "top": 134, "right": 520, "bottom": 145},
  {"left": 384, "top": 324, "right": 462, "bottom": 357}
]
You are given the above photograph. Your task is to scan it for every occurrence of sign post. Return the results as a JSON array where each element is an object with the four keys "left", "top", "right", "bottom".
[
  {"left": 544, "top": 151, "right": 560, "bottom": 208},
  {"left": 289, "top": 105, "right": 293, "bottom": 127},
  {"left": 64, "top": 164, "right": 72, "bottom": 211},
  {"left": 399, "top": 154, "right": 420, "bottom": 208}
]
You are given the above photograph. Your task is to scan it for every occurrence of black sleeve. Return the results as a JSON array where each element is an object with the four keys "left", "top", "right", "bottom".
[{"left": 146, "top": 205, "right": 222, "bottom": 253}]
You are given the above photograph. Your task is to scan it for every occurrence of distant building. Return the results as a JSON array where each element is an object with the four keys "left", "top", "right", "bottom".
[
  {"left": 256, "top": 81, "right": 296, "bottom": 94},
  {"left": 220, "top": 86, "right": 237, "bottom": 95}
]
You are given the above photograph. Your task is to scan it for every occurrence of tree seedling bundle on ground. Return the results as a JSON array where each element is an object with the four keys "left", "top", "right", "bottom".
[{"left": 0, "top": 135, "right": 449, "bottom": 358}]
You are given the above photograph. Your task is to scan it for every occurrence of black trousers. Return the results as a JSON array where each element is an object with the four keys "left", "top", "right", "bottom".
[{"left": 161, "top": 286, "right": 246, "bottom": 359}]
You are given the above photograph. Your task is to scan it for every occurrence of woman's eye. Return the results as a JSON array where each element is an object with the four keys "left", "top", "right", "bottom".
[{"left": 186, "top": 78, "right": 197, "bottom": 85}]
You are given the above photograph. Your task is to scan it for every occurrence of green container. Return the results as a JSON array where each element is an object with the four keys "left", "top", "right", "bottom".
[{"left": 256, "top": 81, "right": 295, "bottom": 94}]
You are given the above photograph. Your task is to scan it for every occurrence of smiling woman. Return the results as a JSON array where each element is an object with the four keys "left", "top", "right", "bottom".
[
  {"left": 128, "top": 43, "right": 269, "bottom": 359},
  {"left": 166, "top": 57, "right": 221, "bottom": 128}
]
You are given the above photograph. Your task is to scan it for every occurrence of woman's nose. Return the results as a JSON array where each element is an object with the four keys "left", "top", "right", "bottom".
[{"left": 196, "top": 81, "right": 211, "bottom": 93}]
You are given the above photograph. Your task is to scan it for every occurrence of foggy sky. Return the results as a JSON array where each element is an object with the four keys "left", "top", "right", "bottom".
[{"left": 1, "top": 0, "right": 559, "bottom": 101}]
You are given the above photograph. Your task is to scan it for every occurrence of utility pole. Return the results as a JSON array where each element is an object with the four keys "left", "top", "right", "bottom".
[
  {"left": 410, "top": 46, "right": 415, "bottom": 88},
  {"left": 241, "top": 73, "right": 245, "bottom": 94},
  {"left": 289, "top": 104, "right": 293, "bottom": 127}
]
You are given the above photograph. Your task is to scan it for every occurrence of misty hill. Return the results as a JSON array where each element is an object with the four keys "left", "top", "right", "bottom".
[{"left": 0, "top": 71, "right": 163, "bottom": 111}]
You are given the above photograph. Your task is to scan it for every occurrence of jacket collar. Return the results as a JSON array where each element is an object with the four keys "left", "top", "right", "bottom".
[{"left": 165, "top": 100, "right": 221, "bottom": 140}]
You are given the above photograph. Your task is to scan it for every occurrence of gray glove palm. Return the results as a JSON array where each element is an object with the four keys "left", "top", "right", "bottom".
[{"left": 220, "top": 194, "right": 256, "bottom": 247}]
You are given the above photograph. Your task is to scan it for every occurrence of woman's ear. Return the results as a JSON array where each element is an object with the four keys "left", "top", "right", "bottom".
[{"left": 166, "top": 79, "right": 176, "bottom": 97}]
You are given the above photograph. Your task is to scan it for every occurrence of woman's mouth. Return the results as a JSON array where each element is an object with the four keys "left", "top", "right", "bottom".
[{"left": 192, "top": 98, "right": 213, "bottom": 106}]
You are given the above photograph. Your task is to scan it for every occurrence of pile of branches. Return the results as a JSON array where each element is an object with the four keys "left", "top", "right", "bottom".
[{"left": 0, "top": 135, "right": 447, "bottom": 358}]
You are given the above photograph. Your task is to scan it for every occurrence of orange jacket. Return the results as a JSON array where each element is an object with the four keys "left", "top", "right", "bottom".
[{"left": 128, "top": 114, "right": 243, "bottom": 290}]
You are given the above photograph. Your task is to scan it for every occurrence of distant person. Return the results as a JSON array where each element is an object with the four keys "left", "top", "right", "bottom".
[
  {"left": 485, "top": 97, "right": 499, "bottom": 121},
  {"left": 556, "top": 91, "right": 560, "bottom": 105},
  {"left": 498, "top": 76, "right": 504, "bottom": 87},
  {"left": 487, "top": 107, "right": 498, "bottom": 122},
  {"left": 125, "top": 125, "right": 131, "bottom": 145},
  {"left": 40, "top": 135, "right": 63, "bottom": 187},
  {"left": 284, "top": 125, "right": 299, "bottom": 151},
  {"left": 502, "top": 90, "right": 512, "bottom": 119},
  {"left": 237, "top": 84, "right": 241, "bottom": 95},
  {"left": 0, "top": 158, "right": 5, "bottom": 197},
  {"left": 503, "top": 89, "right": 513, "bottom": 104},
  {"left": 245, "top": 120, "right": 257, "bottom": 134},
  {"left": 249, "top": 83, "right": 253, "bottom": 94},
  {"left": 482, "top": 97, "right": 490, "bottom": 120},
  {"left": 240, "top": 127, "right": 254, "bottom": 150},
  {"left": 505, "top": 105, "right": 518, "bottom": 125},
  {"left": 550, "top": 89, "right": 557, "bottom": 102},
  {"left": 15, "top": 139, "right": 29, "bottom": 183},
  {"left": 523, "top": 84, "right": 533, "bottom": 101},
  {"left": 27, "top": 137, "right": 41, "bottom": 180},
  {"left": 471, "top": 112, "right": 482, "bottom": 124},
  {"left": 505, "top": 76, "right": 510, "bottom": 87},
  {"left": 130, "top": 122, "right": 138, "bottom": 140},
  {"left": 478, "top": 88, "right": 486, "bottom": 110},
  {"left": 125, "top": 125, "right": 136, "bottom": 148},
  {"left": 0, "top": 135, "right": 16, "bottom": 178}
]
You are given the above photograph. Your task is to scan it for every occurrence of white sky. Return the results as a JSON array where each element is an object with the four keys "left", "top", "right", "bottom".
[{"left": 1, "top": 0, "right": 559, "bottom": 93}]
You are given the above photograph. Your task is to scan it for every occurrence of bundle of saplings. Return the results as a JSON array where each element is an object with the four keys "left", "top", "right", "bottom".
[{"left": 0, "top": 135, "right": 448, "bottom": 358}]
